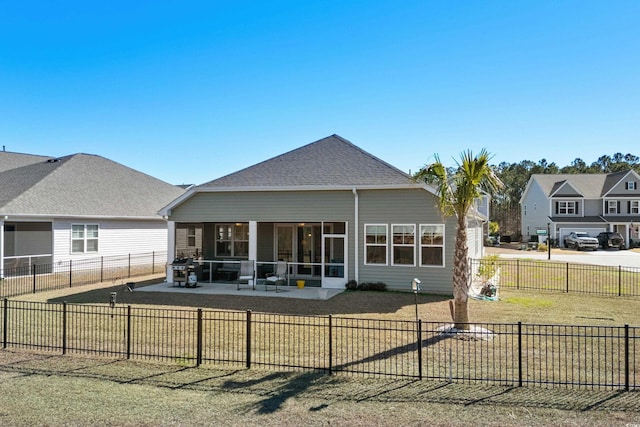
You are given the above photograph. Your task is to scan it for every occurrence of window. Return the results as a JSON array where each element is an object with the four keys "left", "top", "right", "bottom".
[
  {"left": 392, "top": 224, "right": 415, "bottom": 266},
  {"left": 71, "top": 224, "right": 98, "bottom": 253},
  {"left": 187, "top": 225, "right": 196, "bottom": 247},
  {"left": 365, "top": 224, "right": 387, "bottom": 265},
  {"left": 420, "top": 224, "right": 444, "bottom": 267},
  {"left": 626, "top": 181, "right": 636, "bottom": 190},
  {"left": 556, "top": 201, "right": 578, "bottom": 215},
  {"left": 607, "top": 200, "right": 620, "bottom": 214},
  {"left": 215, "top": 223, "right": 249, "bottom": 257},
  {"left": 630, "top": 201, "right": 639, "bottom": 214}
]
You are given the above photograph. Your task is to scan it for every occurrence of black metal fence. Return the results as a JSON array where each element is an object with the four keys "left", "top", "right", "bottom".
[
  {"left": 2, "top": 299, "right": 638, "bottom": 391},
  {"left": 0, "top": 252, "right": 167, "bottom": 299},
  {"left": 471, "top": 258, "right": 640, "bottom": 297}
]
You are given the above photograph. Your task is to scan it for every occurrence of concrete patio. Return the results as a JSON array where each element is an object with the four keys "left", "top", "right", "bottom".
[{"left": 134, "top": 281, "right": 345, "bottom": 300}]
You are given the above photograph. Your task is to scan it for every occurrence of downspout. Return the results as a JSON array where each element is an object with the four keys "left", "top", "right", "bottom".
[{"left": 352, "top": 188, "right": 359, "bottom": 283}]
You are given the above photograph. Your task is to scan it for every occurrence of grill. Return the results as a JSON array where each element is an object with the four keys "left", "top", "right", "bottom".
[{"left": 171, "top": 257, "right": 200, "bottom": 288}]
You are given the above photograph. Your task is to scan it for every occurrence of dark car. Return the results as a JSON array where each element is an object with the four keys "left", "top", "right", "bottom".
[{"left": 597, "top": 232, "right": 625, "bottom": 249}]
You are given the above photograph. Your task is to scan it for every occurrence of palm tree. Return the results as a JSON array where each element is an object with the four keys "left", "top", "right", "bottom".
[{"left": 413, "top": 149, "right": 503, "bottom": 329}]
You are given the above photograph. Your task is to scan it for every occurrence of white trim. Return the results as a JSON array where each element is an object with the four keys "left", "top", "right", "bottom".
[
  {"left": 70, "top": 223, "right": 99, "bottom": 254},
  {"left": 0, "top": 219, "right": 4, "bottom": 279},
  {"left": 352, "top": 188, "right": 359, "bottom": 282},
  {"left": 364, "top": 224, "right": 388, "bottom": 266},
  {"left": 391, "top": 224, "right": 416, "bottom": 267},
  {"left": 249, "top": 221, "right": 257, "bottom": 262},
  {"left": 419, "top": 224, "right": 446, "bottom": 268}
]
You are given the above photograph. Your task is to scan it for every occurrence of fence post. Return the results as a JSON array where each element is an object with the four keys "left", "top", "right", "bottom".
[
  {"left": 3, "top": 298, "right": 7, "bottom": 349},
  {"left": 417, "top": 319, "right": 423, "bottom": 380},
  {"left": 328, "top": 315, "right": 333, "bottom": 375},
  {"left": 516, "top": 259, "right": 520, "bottom": 290},
  {"left": 196, "top": 309, "right": 203, "bottom": 367},
  {"left": 32, "top": 264, "right": 37, "bottom": 294},
  {"left": 62, "top": 302, "right": 67, "bottom": 355},
  {"left": 101, "top": 257, "right": 104, "bottom": 283},
  {"left": 69, "top": 260, "right": 73, "bottom": 288},
  {"left": 624, "top": 324, "right": 629, "bottom": 391},
  {"left": 566, "top": 263, "right": 569, "bottom": 293},
  {"left": 618, "top": 266, "right": 622, "bottom": 297},
  {"left": 246, "top": 310, "right": 252, "bottom": 369},
  {"left": 517, "top": 321, "right": 522, "bottom": 387},
  {"left": 126, "top": 305, "right": 131, "bottom": 359},
  {"left": 152, "top": 252, "right": 155, "bottom": 275},
  {"left": 128, "top": 254, "right": 131, "bottom": 278}
]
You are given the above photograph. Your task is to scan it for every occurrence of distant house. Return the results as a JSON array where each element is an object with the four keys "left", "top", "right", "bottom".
[
  {"left": 520, "top": 170, "right": 640, "bottom": 247},
  {"left": 0, "top": 151, "right": 185, "bottom": 276},
  {"left": 160, "top": 135, "right": 489, "bottom": 293}
]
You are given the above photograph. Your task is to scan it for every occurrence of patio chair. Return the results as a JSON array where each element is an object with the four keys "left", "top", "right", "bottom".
[
  {"left": 265, "top": 261, "right": 287, "bottom": 292},
  {"left": 237, "top": 260, "right": 255, "bottom": 290}
]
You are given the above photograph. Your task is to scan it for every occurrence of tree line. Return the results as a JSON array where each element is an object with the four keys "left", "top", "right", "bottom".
[{"left": 490, "top": 153, "right": 640, "bottom": 239}]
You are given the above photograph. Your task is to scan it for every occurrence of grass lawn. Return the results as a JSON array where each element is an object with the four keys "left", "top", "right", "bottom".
[
  {"left": 11, "top": 277, "right": 640, "bottom": 327},
  {"left": 3, "top": 281, "right": 640, "bottom": 425},
  {"left": 0, "top": 349, "right": 639, "bottom": 427}
]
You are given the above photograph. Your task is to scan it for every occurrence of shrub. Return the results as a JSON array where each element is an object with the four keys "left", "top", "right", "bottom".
[
  {"left": 345, "top": 280, "right": 358, "bottom": 290},
  {"left": 357, "top": 282, "right": 387, "bottom": 291}
]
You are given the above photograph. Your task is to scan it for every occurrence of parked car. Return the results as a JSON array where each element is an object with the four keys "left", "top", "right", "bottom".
[
  {"left": 597, "top": 231, "right": 625, "bottom": 249},
  {"left": 564, "top": 232, "right": 599, "bottom": 251}
]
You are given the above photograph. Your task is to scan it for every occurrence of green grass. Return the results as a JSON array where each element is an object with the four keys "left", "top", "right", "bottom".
[
  {"left": 501, "top": 296, "right": 554, "bottom": 309},
  {"left": 0, "top": 350, "right": 638, "bottom": 427}
]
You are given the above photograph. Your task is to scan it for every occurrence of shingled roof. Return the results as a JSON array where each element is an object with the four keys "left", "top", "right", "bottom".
[
  {"left": 198, "top": 134, "right": 413, "bottom": 189},
  {"left": 0, "top": 152, "right": 185, "bottom": 218},
  {"left": 530, "top": 171, "right": 639, "bottom": 199}
]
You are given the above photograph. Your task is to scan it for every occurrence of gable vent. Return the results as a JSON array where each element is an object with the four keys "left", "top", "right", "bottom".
[{"left": 46, "top": 158, "right": 60, "bottom": 163}]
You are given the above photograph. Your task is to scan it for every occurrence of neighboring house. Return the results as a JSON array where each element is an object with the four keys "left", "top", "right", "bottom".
[
  {"left": 0, "top": 151, "right": 186, "bottom": 276},
  {"left": 520, "top": 170, "right": 640, "bottom": 247},
  {"left": 160, "top": 135, "right": 488, "bottom": 293}
]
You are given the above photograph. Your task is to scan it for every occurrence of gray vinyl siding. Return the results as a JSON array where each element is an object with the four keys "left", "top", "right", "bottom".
[
  {"left": 584, "top": 199, "right": 602, "bottom": 216},
  {"left": 521, "top": 180, "right": 552, "bottom": 240},
  {"left": 356, "top": 189, "right": 455, "bottom": 295},
  {"left": 170, "top": 191, "right": 354, "bottom": 222}
]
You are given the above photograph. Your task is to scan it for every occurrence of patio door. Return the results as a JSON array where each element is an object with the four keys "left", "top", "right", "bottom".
[
  {"left": 275, "top": 224, "right": 321, "bottom": 279},
  {"left": 322, "top": 223, "right": 347, "bottom": 289}
]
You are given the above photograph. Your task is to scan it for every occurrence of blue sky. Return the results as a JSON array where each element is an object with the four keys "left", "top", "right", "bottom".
[{"left": 1, "top": 1, "right": 638, "bottom": 185}]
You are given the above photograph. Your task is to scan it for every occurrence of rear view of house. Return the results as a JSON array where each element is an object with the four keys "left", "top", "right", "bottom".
[{"left": 160, "top": 135, "right": 488, "bottom": 293}]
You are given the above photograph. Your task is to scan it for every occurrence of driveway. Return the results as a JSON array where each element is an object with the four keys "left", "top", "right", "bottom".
[{"left": 485, "top": 245, "right": 640, "bottom": 269}]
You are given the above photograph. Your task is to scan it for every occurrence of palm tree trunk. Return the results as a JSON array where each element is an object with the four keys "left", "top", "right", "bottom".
[{"left": 452, "top": 216, "right": 470, "bottom": 330}]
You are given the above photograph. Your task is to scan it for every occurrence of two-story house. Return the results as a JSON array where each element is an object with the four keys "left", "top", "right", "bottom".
[{"left": 520, "top": 171, "right": 640, "bottom": 248}]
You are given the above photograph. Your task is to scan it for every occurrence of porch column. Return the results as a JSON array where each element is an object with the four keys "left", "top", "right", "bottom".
[
  {"left": 0, "top": 218, "right": 4, "bottom": 279},
  {"left": 167, "top": 221, "right": 175, "bottom": 283},
  {"left": 249, "top": 221, "right": 257, "bottom": 261}
]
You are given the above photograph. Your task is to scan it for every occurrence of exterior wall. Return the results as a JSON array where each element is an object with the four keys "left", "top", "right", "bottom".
[
  {"left": 356, "top": 188, "right": 456, "bottom": 295},
  {"left": 521, "top": 180, "right": 551, "bottom": 240},
  {"left": 168, "top": 188, "right": 475, "bottom": 295},
  {"left": 583, "top": 199, "right": 602, "bottom": 216},
  {"left": 53, "top": 218, "right": 169, "bottom": 263},
  {"left": 466, "top": 221, "right": 484, "bottom": 260},
  {"left": 170, "top": 191, "right": 354, "bottom": 222}
]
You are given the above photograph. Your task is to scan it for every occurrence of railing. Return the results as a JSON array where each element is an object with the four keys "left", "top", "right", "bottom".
[
  {"left": 0, "top": 251, "right": 167, "bottom": 299},
  {"left": 471, "top": 258, "right": 640, "bottom": 297},
  {"left": 1, "top": 299, "right": 638, "bottom": 391}
]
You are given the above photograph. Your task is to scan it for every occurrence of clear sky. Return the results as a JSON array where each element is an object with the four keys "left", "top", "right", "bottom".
[{"left": 1, "top": 1, "right": 638, "bottom": 185}]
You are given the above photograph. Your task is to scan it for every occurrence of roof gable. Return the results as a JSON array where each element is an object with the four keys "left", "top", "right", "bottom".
[
  {"left": 199, "top": 134, "right": 412, "bottom": 189},
  {"left": 0, "top": 153, "right": 185, "bottom": 218},
  {"left": 530, "top": 174, "right": 609, "bottom": 199}
]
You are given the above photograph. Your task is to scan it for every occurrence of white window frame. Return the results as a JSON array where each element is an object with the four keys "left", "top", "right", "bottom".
[
  {"left": 391, "top": 224, "right": 415, "bottom": 266},
  {"left": 364, "top": 224, "right": 388, "bottom": 265},
  {"left": 607, "top": 200, "right": 618, "bottom": 214},
  {"left": 215, "top": 223, "right": 249, "bottom": 258},
  {"left": 626, "top": 181, "right": 636, "bottom": 190},
  {"left": 558, "top": 201, "right": 577, "bottom": 215},
  {"left": 419, "top": 224, "right": 445, "bottom": 267},
  {"left": 631, "top": 200, "right": 639, "bottom": 214},
  {"left": 71, "top": 224, "right": 99, "bottom": 254}
]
